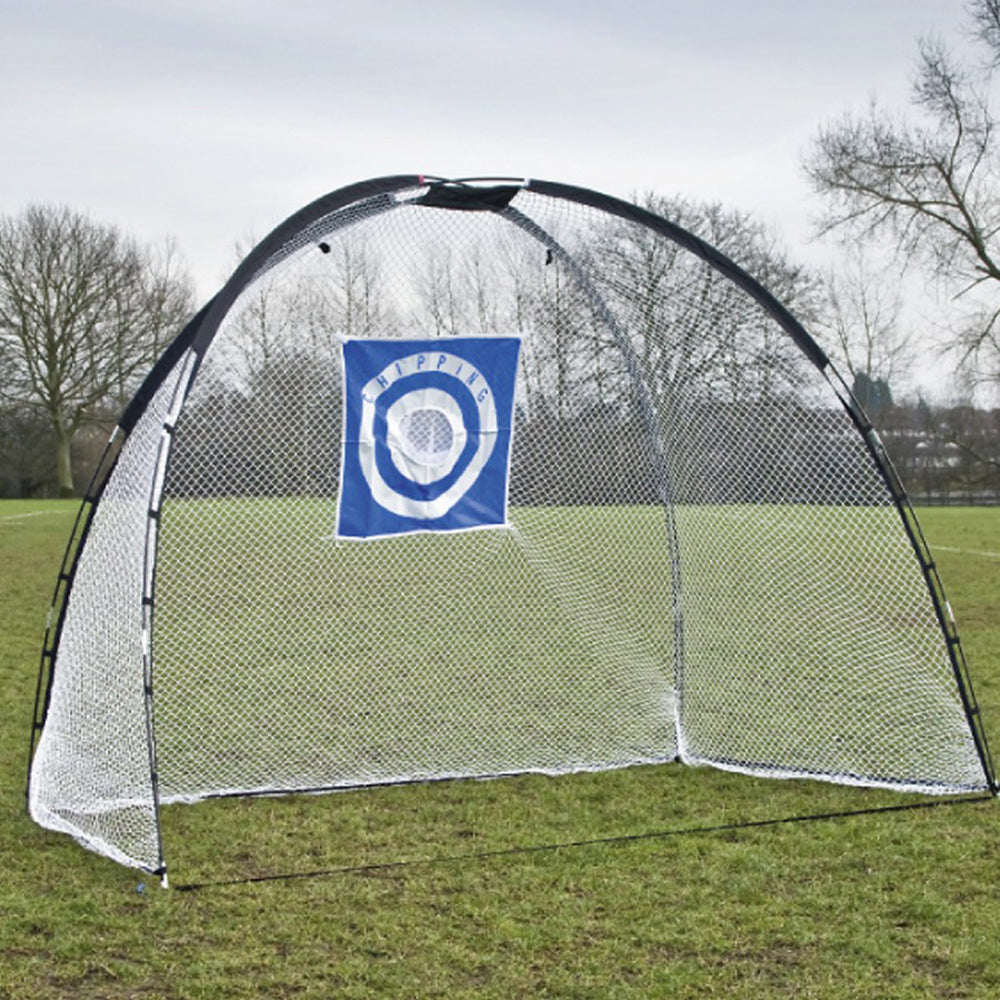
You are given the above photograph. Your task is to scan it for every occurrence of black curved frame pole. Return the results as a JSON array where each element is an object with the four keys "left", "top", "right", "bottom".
[
  {"left": 520, "top": 177, "right": 996, "bottom": 795},
  {"left": 23, "top": 180, "right": 424, "bottom": 883},
  {"left": 25, "top": 300, "right": 215, "bottom": 816},
  {"left": 823, "top": 365, "right": 997, "bottom": 793}
]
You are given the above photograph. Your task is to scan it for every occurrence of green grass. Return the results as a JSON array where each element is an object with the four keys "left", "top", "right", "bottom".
[
  {"left": 151, "top": 500, "right": 679, "bottom": 802},
  {"left": 3, "top": 500, "right": 1000, "bottom": 997},
  {"left": 145, "top": 498, "right": 985, "bottom": 808}
]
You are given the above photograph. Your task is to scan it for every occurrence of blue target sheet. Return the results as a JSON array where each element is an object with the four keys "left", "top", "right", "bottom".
[{"left": 336, "top": 337, "right": 521, "bottom": 539}]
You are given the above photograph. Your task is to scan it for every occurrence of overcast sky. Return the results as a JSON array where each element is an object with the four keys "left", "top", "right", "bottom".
[{"left": 2, "top": 0, "right": 976, "bottom": 302}]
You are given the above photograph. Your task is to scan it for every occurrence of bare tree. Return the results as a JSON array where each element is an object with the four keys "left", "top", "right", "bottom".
[
  {"left": 804, "top": 0, "right": 1000, "bottom": 384},
  {"left": 819, "top": 253, "right": 914, "bottom": 421},
  {"left": 595, "top": 194, "right": 823, "bottom": 407},
  {"left": 0, "top": 205, "right": 194, "bottom": 495}
]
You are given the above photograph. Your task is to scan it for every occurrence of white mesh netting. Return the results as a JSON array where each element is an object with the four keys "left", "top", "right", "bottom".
[
  {"left": 29, "top": 356, "right": 192, "bottom": 870},
  {"left": 29, "top": 181, "right": 990, "bottom": 873}
]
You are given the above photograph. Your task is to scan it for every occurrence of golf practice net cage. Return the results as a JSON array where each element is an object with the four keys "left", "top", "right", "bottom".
[{"left": 27, "top": 175, "right": 997, "bottom": 881}]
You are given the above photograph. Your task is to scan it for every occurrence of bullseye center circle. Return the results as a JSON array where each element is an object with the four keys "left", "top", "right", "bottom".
[
  {"left": 400, "top": 407, "right": 454, "bottom": 464},
  {"left": 384, "top": 388, "right": 468, "bottom": 486}
]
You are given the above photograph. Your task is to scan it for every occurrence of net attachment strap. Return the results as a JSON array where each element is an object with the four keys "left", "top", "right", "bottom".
[{"left": 416, "top": 184, "right": 520, "bottom": 212}]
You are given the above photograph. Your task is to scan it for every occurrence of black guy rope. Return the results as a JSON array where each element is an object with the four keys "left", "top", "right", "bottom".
[{"left": 172, "top": 793, "right": 993, "bottom": 892}]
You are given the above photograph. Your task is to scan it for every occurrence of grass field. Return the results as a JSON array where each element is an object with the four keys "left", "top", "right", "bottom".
[{"left": 3, "top": 499, "right": 1000, "bottom": 997}]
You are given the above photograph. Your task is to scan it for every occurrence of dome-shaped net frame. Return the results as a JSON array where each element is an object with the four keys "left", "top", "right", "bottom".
[{"left": 27, "top": 175, "right": 995, "bottom": 877}]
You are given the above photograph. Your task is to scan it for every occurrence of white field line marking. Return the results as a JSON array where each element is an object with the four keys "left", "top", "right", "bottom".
[
  {"left": 0, "top": 510, "right": 69, "bottom": 523},
  {"left": 934, "top": 545, "right": 1000, "bottom": 561}
]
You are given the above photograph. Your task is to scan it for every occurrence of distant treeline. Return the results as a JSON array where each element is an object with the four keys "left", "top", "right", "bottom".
[{"left": 5, "top": 396, "right": 996, "bottom": 506}]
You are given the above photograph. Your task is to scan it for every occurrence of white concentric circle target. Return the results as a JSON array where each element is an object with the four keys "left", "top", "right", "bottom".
[{"left": 357, "top": 350, "right": 499, "bottom": 520}]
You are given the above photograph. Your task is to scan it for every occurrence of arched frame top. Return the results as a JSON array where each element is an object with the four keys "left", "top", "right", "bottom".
[{"left": 120, "top": 175, "right": 834, "bottom": 439}]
